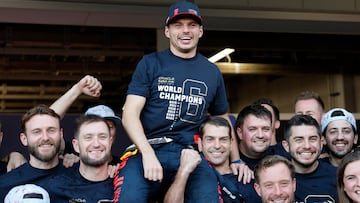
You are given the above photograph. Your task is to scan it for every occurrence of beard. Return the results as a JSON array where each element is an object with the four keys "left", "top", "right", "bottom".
[
  {"left": 79, "top": 151, "right": 111, "bottom": 167},
  {"left": 28, "top": 141, "right": 60, "bottom": 162}
]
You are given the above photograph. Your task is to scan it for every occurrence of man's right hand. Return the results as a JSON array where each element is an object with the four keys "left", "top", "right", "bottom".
[
  {"left": 142, "top": 152, "right": 163, "bottom": 182},
  {"left": 178, "top": 149, "right": 201, "bottom": 175}
]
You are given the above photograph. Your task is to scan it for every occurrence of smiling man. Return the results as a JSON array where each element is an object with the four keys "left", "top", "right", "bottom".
[
  {"left": 236, "top": 104, "right": 273, "bottom": 170},
  {"left": 254, "top": 155, "right": 296, "bottom": 203},
  {"left": 282, "top": 114, "right": 337, "bottom": 203},
  {"left": 0, "top": 105, "right": 64, "bottom": 200},
  {"left": 321, "top": 108, "right": 358, "bottom": 167},
  {"left": 165, "top": 116, "right": 257, "bottom": 203},
  {"left": 43, "top": 115, "right": 114, "bottom": 202},
  {"left": 113, "top": 1, "right": 248, "bottom": 202}
]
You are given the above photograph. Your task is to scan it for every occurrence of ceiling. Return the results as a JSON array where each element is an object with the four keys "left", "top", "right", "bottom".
[{"left": 1, "top": 1, "right": 360, "bottom": 112}]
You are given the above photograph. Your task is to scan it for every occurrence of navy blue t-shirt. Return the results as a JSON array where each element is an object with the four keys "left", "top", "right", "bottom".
[
  {"left": 266, "top": 142, "right": 291, "bottom": 160},
  {"left": 216, "top": 173, "right": 245, "bottom": 203},
  {"left": 0, "top": 162, "right": 63, "bottom": 200},
  {"left": 44, "top": 164, "right": 114, "bottom": 202},
  {"left": 239, "top": 152, "right": 263, "bottom": 171},
  {"left": 294, "top": 161, "right": 337, "bottom": 203},
  {"left": 127, "top": 48, "right": 228, "bottom": 145}
]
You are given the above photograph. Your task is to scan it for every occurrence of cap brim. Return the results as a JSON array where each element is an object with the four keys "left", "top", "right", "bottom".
[
  {"left": 166, "top": 14, "right": 202, "bottom": 25},
  {"left": 105, "top": 116, "right": 121, "bottom": 126}
]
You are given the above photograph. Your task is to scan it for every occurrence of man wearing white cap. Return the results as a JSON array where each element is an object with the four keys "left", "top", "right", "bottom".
[
  {"left": 4, "top": 184, "right": 50, "bottom": 203},
  {"left": 321, "top": 108, "right": 358, "bottom": 167}
]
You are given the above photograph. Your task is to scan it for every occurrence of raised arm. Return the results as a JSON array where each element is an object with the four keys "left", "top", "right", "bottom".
[
  {"left": 50, "top": 75, "right": 102, "bottom": 118},
  {"left": 121, "top": 94, "right": 163, "bottom": 182},
  {"left": 164, "top": 149, "right": 201, "bottom": 203}
]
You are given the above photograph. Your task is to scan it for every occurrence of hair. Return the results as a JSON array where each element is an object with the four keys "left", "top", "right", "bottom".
[
  {"left": 323, "top": 110, "right": 357, "bottom": 135},
  {"left": 283, "top": 114, "right": 321, "bottom": 142},
  {"left": 337, "top": 149, "right": 360, "bottom": 203},
  {"left": 199, "top": 116, "right": 232, "bottom": 139},
  {"left": 21, "top": 104, "right": 61, "bottom": 133},
  {"left": 254, "top": 155, "right": 295, "bottom": 183},
  {"left": 235, "top": 104, "right": 273, "bottom": 129},
  {"left": 253, "top": 97, "right": 280, "bottom": 121},
  {"left": 294, "top": 91, "right": 325, "bottom": 111},
  {"left": 74, "top": 114, "right": 108, "bottom": 139}
]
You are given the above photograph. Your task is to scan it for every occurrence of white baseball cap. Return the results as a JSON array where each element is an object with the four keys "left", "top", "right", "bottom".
[
  {"left": 321, "top": 108, "right": 357, "bottom": 133},
  {"left": 4, "top": 184, "right": 50, "bottom": 203},
  {"left": 85, "top": 105, "right": 121, "bottom": 125}
]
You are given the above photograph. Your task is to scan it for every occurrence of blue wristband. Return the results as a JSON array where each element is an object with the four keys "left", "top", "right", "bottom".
[{"left": 231, "top": 159, "right": 242, "bottom": 164}]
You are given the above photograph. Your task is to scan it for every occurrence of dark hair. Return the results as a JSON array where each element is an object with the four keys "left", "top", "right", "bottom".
[
  {"left": 254, "top": 155, "right": 295, "bottom": 183},
  {"left": 294, "top": 91, "right": 325, "bottom": 111},
  {"left": 199, "top": 116, "right": 231, "bottom": 139},
  {"left": 283, "top": 114, "right": 321, "bottom": 142},
  {"left": 337, "top": 149, "right": 360, "bottom": 203},
  {"left": 253, "top": 97, "right": 280, "bottom": 121},
  {"left": 21, "top": 104, "right": 61, "bottom": 133},
  {"left": 74, "top": 114, "right": 109, "bottom": 139},
  {"left": 236, "top": 104, "right": 272, "bottom": 129}
]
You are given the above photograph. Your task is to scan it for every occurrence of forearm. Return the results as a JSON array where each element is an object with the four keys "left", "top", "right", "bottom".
[
  {"left": 163, "top": 169, "right": 191, "bottom": 203},
  {"left": 50, "top": 83, "right": 81, "bottom": 119}
]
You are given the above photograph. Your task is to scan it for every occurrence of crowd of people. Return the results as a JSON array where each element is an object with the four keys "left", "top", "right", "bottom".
[{"left": 0, "top": 1, "right": 359, "bottom": 203}]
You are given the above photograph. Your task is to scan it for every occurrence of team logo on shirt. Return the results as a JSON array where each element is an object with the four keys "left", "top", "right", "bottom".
[
  {"left": 295, "top": 194, "right": 335, "bottom": 203},
  {"left": 158, "top": 77, "right": 207, "bottom": 123}
]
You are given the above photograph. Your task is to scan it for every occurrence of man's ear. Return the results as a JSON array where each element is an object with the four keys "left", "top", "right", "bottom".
[
  {"left": 354, "top": 133, "right": 358, "bottom": 145},
  {"left": 20, "top": 133, "right": 28, "bottom": 147},
  {"left": 282, "top": 140, "right": 290, "bottom": 153},
  {"left": 72, "top": 139, "right": 80, "bottom": 154},
  {"left": 197, "top": 137, "right": 203, "bottom": 152},
  {"left": 236, "top": 127, "right": 243, "bottom": 140},
  {"left": 274, "top": 120, "right": 280, "bottom": 130},
  {"left": 164, "top": 27, "right": 170, "bottom": 39},
  {"left": 254, "top": 182, "right": 262, "bottom": 197}
]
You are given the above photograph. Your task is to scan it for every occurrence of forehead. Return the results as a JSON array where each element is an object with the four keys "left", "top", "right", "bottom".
[
  {"left": 79, "top": 121, "right": 109, "bottom": 134},
  {"left": 169, "top": 18, "right": 200, "bottom": 25},
  {"left": 327, "top": 119, "right": 352, "bottom": 129},
  {"left": 258, "top": 163, "right": 292, "bottom": 182},
  {"left": 344, "top": 160, "right": 360, "bottom": 175},
  {"left": 203, "top": 124, "right": 230, "bottom": 137},
  {"left": 290, "top": 125, "right": 319, "bottom": 138},
  {"left": 295, "top": 99, "right": 321, "bottom": 111},
  {"left": 26, "top": 114, "right": 60, "bottom": 129},
  {"left": 244, "top": 114, "right": 271, "bottom": 126}
]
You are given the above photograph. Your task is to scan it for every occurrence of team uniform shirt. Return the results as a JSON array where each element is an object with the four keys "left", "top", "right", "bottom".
[
  {"left": 239, "top": 152, "right": 263, "bottom": 171},
  {"left": 44, "top": 164, "right": 114, "bottom": 202},
  {"left": 0, "top": 162, "right": 63, "bottom": 200},
  {"left": 266, "top": 142, "right": 291, "bottom": 160},
  {"left": 216, "top": 173, "right": 245, "bottom": 203},
  {"left": 127, "top": 48, "right": 228, "bottom": 145},
  {"left": 294, "top": 161, "right": 337, "bottom": 203},
  {"left": 114, "top": 49, "right": 229, "bottom": 203},
  {"left": 220, "top": 174, "right": 261, "bottom": 203},
  {"left": 319, "top": 157, "right": 338, "bottom": 170}
]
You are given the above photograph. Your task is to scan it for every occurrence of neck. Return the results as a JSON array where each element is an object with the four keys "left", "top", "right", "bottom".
[
  {"left": 29, "top": 156, "right": 59, "bottom": 169},
  {"left": 329, "top": 155, "right": 342, "bottom": 167},
  {"left": 170, "top": 47, "right": 197, "bottom": 59},
  {"left": 293, "top": 159, "right": 319, "bottom": 174},
  {"left": 214, "top": 161, "right": 232, "bottom": 175},
  {"left": 79, "top": 162, "right": 109, "bottom": 181},
  {"left": 239, "top": 144, "right": 264, "bottom": 159}
]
